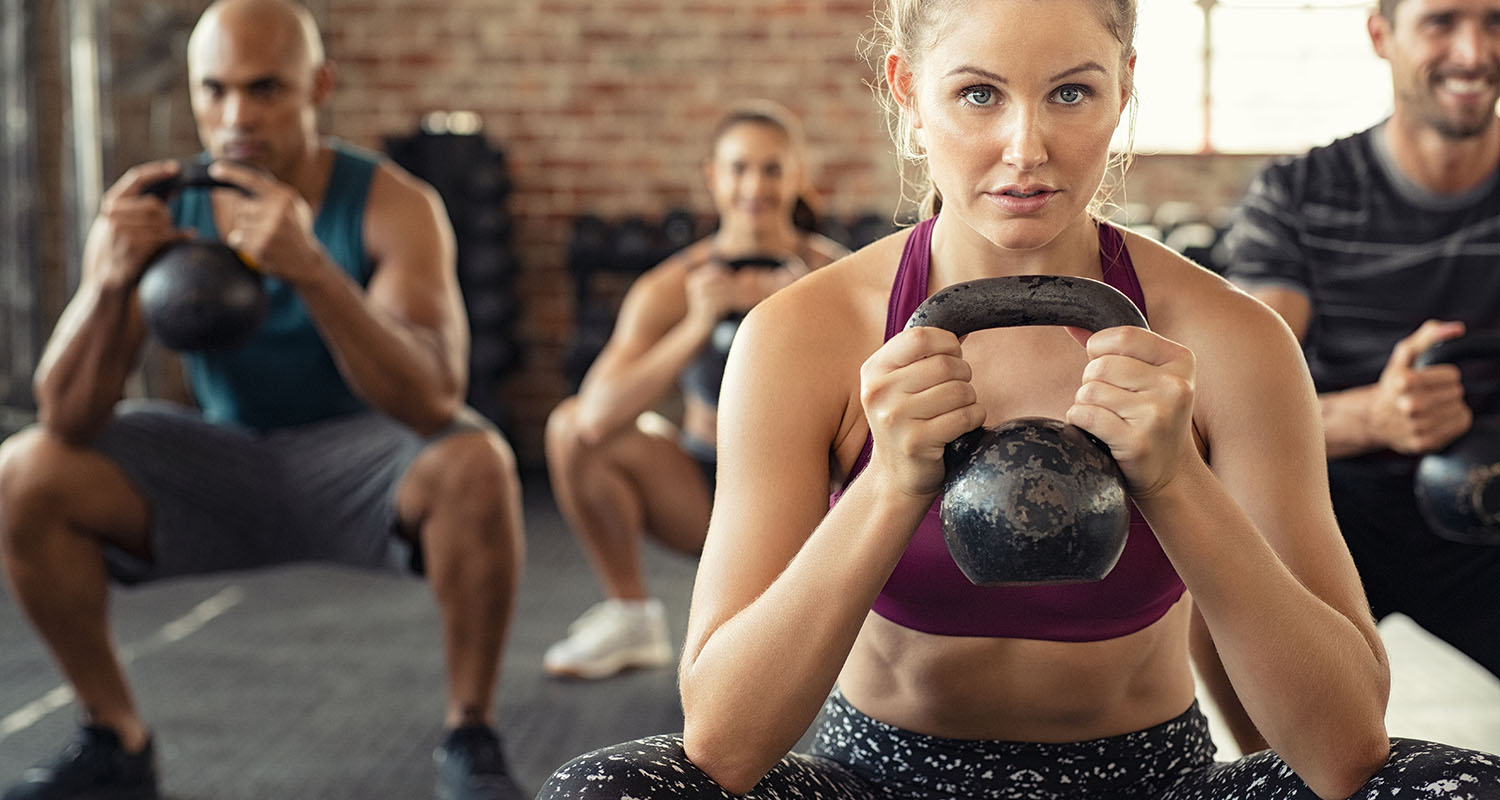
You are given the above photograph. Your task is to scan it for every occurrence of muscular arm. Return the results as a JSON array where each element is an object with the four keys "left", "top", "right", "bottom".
[
  {"left": 680, "top": 257, "right": 985, "bottom": 793},
  {"left": 1196, "top": 285, "right": 1465, "bottom": 758},
  {"left": 1142, "top": 283, "right": 1389, "bottom": 798},
  {"left": 678, "top": 297, "right": 917, "bottom": 793},
  {"left": 215, "top": 160, "right": 467, "bottom": 435},
  {"left": 1251, "top": 286, "right": 1379, "bottom": 458},
  {"left": 573, "top": 260, "right": 714, "bottom": 443},
  {"left": 34, "top": 161, "right": 184, "bottom": 442},
  {"left": 303, "top": 166, "right": 468, "bottom": 434},
  {"left": 35, "top": 279, "right": 150, "bottom": 443}
]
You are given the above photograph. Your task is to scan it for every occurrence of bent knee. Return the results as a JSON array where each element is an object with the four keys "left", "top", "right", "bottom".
[
  {"left": 538, "top": 735, "right": 717, "bottom": 800},
  {"left": 0, "top": 428, "right": 84, "bottom": 519},
  {"left": 0, "top": 427, "right": 138, "bottom": 554},
  {"left": 428, "top": 430, "right": 520, "bottom": 503},
  {"left": 1371, "top": 739, "right": 1500, "bottom": 795},
  {"left": 544, "top": 396, "right": 588, "bottom": 459}
]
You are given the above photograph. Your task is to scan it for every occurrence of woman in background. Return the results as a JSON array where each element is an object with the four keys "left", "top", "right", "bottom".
[{"left": 543, "top": 100, "right": 847, "bottom": 680}]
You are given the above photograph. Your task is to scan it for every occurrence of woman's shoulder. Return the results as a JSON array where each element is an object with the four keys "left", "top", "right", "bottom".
[
  {"left": 1119, "top": 225, "right": 1283, "bottom": 338},
  {"left": 745, "top": 229, "right": 911, "bottom": 350},
  {"left": 1120, "top": 225, "right": 1309, "bottom": 405},
  {"left": 777, "top": 228, "right": 907, "bottom": 306}
]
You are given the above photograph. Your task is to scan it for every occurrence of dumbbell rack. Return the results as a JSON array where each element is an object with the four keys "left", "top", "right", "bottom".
[{"left": 386, "top": 113, "right": 524, "bottom": 432}]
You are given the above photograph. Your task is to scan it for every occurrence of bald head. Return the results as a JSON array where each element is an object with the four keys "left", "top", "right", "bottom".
[
  {"left": 184, "top": 0, "right": 332, "bottom": 177},
  {"left": 188, "top": 0, "right": 324, "bottom": 76}
]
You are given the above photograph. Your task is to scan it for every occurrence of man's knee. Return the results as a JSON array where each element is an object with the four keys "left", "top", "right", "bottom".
[
  {"left": 431, "top": 429, "right": 519, "bottom": 505},
  {"left": 0, "top": 428, "right": 79, "bottom": 551},
  {"left": 409, "top": 428, "right": 523, "bottom": 552}
]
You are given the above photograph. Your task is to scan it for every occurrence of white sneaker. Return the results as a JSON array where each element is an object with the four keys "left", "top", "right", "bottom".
[{"left": 543, "top": 598, "right": 674, "bottom": 679}]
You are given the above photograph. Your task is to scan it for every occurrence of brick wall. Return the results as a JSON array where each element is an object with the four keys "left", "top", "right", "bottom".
[
  {"left": 318, "top": 0, "right": 901, "bottom": 466},
  {"left": 30, "top": 1, "right": 1274, "bottom": 470}
]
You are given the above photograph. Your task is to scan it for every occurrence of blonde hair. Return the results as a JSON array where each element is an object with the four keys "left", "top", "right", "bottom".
[{"left": 865, "top": 0, "right": 1139, "bottom": 220}]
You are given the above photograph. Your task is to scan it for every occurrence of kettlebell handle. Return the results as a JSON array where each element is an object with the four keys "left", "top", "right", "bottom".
[
  {"left": 1414, "top": 332, "right": 1500, "bottom": 370},
  {"left": 141, "top": 160, "right": 254, "bottom": 202},
  {"left": 904, "top": 275, "right": 1149, "bottom": 336},
  {"left": 722, "top": 254, "right": 785, "bottom": 271},
  {"left": 906, "top": 274, "right": 1146, "bottom": 586}
]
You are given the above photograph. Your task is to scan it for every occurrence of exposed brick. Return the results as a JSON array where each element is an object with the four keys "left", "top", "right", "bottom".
[{"left": 16, "top": 2, "right": 1275, "bottom": 470}]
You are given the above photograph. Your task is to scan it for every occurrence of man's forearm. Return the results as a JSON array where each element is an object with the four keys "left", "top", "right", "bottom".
[
  {"left": 33, "top": 279, "right": 151, "bottom": 442},
  {"left": 1319, "top": 385, "right": 1383, "bottom": 459}
]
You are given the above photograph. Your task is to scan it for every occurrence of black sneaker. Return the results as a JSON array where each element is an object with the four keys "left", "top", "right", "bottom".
[
  {"left": 433, "top": 725, "right": 527, "bottom": 800},
  {"left": 2, "top": 725, "right": 159, "bottom": 800}
]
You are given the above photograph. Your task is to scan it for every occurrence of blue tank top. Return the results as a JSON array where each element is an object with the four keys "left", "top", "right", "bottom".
[
  {"left": 832, "top": 216, "right": 1187, "bottom": 641},
  {"left": 171, "top": 142, "right": 378, "bottom": 430}
]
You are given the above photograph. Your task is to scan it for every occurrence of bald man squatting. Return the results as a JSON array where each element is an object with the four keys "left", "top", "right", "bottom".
[{"left": 0, "top": 1, "right": 527, "bottom": 798}]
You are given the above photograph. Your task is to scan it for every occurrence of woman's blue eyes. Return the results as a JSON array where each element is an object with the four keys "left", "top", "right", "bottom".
[
  {"left": 960, "top": 87, "right": 994, "bottom": 106},
  {"left": 1054, "top": 85, "right": 1088, "bottom": 104},
  {"left": 958, "top": 84, "right": 1092, "bottom": 107}
]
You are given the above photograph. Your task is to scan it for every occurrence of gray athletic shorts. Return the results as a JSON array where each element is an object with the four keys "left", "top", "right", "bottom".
[{"left": 92, "top": 399, "right": 490, "bottom": 585}]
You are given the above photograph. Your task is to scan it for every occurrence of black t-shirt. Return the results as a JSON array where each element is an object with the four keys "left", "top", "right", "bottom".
[{"left": 1221, "top": 122, "right": 1500, "bottom": 397}]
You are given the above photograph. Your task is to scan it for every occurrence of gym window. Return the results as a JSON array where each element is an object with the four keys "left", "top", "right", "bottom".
[{"left": 1121, "top": 0, "right": 1393, "bottom": 155}]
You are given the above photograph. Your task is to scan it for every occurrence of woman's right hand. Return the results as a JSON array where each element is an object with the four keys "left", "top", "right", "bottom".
[
  {"left": 859, "top": 326, "right": 987, "bottom": 500},
  {"left": 684, "top": 259, "right": 738, "bottom": 333},
  {"left": 84, "top": 160, "right": 189, "bottom": 290}
]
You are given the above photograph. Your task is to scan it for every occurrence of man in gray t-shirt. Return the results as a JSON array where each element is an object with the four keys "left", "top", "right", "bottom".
[{"left": 1209, "top": 0, "right": 1500, "bottom": 755}]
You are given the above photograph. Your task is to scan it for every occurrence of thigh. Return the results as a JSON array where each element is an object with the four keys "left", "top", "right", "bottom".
[
  {"left": 273, "top": 411, "right": 431, "bottom": 573},
  {"left": 91, "top": 399, "right": 287, "bottom": 583},
  {"left": 607, "top": 418, "right": 713, "bottom": 553},
  {"left": 0, "top": 425, "right": 150, "bottom": 556},
  {"left": 1161, "top": 738, "right": 1500, "bottom": 800},
  {"left": 538, "top": 734, "right": 875, "bottom": 800},
  {"left": 810, "top": 690, "right": 1218, "bottom": 800}
]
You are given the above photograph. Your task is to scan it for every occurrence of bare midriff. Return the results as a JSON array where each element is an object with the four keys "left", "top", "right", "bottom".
[{"left": 838, "top": 595, "right": 1197, "bottom": 742}]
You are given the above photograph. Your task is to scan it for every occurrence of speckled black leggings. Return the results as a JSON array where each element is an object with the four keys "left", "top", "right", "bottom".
[{"left": 538, "top": 690, "right": 1500, "bottom": 799}]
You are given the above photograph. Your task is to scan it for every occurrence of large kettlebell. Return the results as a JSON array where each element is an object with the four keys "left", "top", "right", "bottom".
[
  {"left": 680, "top": 254, "right": 787, "bottom": 404},
  {"left": 138, "top": 161, "right": 268, "bottom": 352},
  {"left": 1413, "top": 333, "right": 1500, "bottom": 545},
  {"left": 904, "top": 274, "right": 1149, "bottom": 586}
]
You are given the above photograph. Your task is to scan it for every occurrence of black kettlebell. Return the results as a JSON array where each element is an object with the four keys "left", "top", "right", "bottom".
[
  {"left": 680, "top": 255, "right": 787, "bottom": 404},
  {"left": 1413, "top": 333, "right": 1500, "bottom": 545},
  {"left": 904, "top": 274, "right": 1149, "bottom": 586},
  {"left": 138, "top": 161, "right": 268, "bottom": 352}
]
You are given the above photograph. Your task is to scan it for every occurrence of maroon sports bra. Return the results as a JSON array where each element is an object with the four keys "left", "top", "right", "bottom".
[{"left": 831, "top": 216, "right": 1186, "bottom": 641}]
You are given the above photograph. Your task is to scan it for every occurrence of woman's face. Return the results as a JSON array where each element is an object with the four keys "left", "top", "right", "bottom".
[
  {"left": 898, "top": 0, "right": 1131, "bottom": 251},
  {"left": 705, "top": 121, "right": 802, "bottom": 232}
]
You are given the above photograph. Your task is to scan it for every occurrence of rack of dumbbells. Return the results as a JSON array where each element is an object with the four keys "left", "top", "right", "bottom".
[
  {"left": 563, "top": 209, "right": 700, "bottom": 392},
  {"left": 386, "top": 113, "right": 522, "bottom": 430},
  {"left": 561, "top": 209, "right": 902, "bottom": 391}
]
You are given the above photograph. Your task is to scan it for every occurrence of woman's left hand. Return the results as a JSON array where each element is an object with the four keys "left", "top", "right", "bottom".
[{"left": 1064, "top": 326, "right": 1198, "bottom": 499}]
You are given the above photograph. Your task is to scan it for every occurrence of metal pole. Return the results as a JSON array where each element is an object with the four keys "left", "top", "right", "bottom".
[
  {"left": 1, "top": 0, "right": 41, "bottom": 417},
  {"left": 62, "top": 0, "right": 108, "bottom": 292},
  {"left": 1198, "top": 0, "right": 1216, "bottom": 154}
]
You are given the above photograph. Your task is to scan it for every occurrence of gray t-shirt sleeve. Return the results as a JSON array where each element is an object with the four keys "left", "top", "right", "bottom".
[{"left": 1219, "top": 160, "right": 1312, "bottom": 299}]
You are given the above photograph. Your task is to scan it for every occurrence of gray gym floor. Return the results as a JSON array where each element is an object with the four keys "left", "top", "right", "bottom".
[{"left": 2, "top": 475, "right": 1498, "bottom": 798}]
